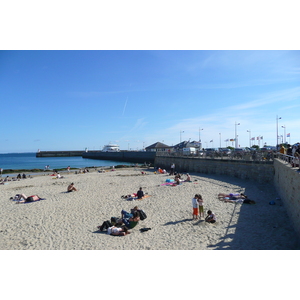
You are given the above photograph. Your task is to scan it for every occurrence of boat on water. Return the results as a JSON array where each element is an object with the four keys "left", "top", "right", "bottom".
[{"left": 102, "top": 144, "right": 120, "bottom": 152}]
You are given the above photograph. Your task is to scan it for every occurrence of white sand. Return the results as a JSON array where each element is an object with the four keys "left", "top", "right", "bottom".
[{"left": 0, "top": 168, "right": 298, "bottom": 250}]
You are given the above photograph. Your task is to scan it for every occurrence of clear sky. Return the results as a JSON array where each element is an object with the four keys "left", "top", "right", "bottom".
[{"left": 0, "top": 50, "right": 299, "bottom": 153}]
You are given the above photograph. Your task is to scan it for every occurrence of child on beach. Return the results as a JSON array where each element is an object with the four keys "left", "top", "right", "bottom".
[
  {"left": 192, "top": 195, "right": 199, "bottom": 220},
  {"left": 197, "top": 194, "right": 204, "bottom": 218},
  {"left": 205, "top": 210, "right": 216, "bottom": 223}
]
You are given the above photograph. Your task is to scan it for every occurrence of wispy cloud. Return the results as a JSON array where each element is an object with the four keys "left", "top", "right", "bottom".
[
  {"left": 231, "top": 87, "right": 300, "bottom": 110},
  {"left": 122, "top": 97, "right": 128, "bottom": 116}
]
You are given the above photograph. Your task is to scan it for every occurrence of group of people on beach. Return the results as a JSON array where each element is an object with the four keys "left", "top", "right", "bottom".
[
  {"left": 192, "top": 194, "right": 217, "bottom": 223},
  {"left": 1, "top": 174, "right": 28, "bottom": 184},
  {"left": 97, "top": 206, "right": 146, "bottom": 236},
  {"left": 121, "top": 187, "right": 146, "bottom": 200}
]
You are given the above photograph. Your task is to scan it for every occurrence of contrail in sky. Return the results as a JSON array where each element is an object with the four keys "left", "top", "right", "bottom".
[{"left": 122, "top": 97, "right": 128, "bottom": 116}]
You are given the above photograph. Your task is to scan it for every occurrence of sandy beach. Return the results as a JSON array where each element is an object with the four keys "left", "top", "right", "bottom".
[{"left": 0, "top": 167, "right": 299, "bottom": 250}]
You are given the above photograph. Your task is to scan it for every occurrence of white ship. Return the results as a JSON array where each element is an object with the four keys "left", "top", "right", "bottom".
[{"left": 102, "top": 144, "right": 120, "bottom": 152}]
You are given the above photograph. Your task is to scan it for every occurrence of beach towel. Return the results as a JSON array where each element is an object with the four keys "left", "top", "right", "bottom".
[
  {"left": 137, "top": 195, "right": 151, "bottom": 200},
  {"left": 166, "top": 179, "right": 174, "bottom": 183}
]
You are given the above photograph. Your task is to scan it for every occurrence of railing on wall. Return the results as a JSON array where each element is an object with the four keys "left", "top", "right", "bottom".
[
  {"left": 276, "top": 153, "right": 300, "bottom": 169},
  {"left": 156, "top": 150, "right": 276, "bottom": 163}
]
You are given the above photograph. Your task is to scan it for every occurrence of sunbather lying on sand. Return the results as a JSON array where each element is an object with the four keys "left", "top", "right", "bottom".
[
  {"left": 218, "top": 193, "right": 247, "bottom": 200},
  {"left": 108, "top": 226, "right": 130, "bottom": 236},
  {"left": 219, "top": 198, "right": 256, "bottom": 204},
  {"left": 12, "top": 194, "right": 43, "bottom": 203}
]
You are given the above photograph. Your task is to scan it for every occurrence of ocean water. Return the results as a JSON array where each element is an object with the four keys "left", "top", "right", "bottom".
[{"left": 0, "top": 152, "right": 132, "bottom": 172}]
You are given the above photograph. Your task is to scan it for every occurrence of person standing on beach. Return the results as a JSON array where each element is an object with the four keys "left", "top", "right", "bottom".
[
  {"left": 170, "top": 163, "right": 175, "bottom": 175},
  {"left": 197, "top": 194, "right": 204, "bottom": 219},
  {"left": 192, "top": 195, "right": 199, "bottom": 220},
  {"left": 0, "top": 168, "right": 3, "bottom": 176},
  {"left": 67, "top": 166, "right": 70, "bottom": 173}
]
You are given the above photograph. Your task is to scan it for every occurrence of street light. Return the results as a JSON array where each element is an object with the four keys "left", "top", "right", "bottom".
[
  {"left": 219, "top": 133, "right": 221, "bottom": 148},
  {"left": 235, "top": 122, "right": 240, "bottom": 148},
  {"left": 276, "top": 115, "right": 282, "bottom": 151},
  {"left": 247, "top": 130, "right": 251, "bottom": 147},
  {"left": 180, "top": 130, "right": 184, "bottom": 143},
  {"left": 199, "top": 128, "right": 203, "bottom": 142},
  {"left": 282, "top": 125, "right": 286, "bottom": 144}
]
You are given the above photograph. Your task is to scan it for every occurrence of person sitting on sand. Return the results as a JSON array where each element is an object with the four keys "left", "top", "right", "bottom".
[
  {"left": 121, "top": 210, "right": 140, "bottom": 229},
  {"left": 174, "top": 175, "right": 181, "bottom": 185},
  {"left": 137, "top": 187, "right": 144, "bottom": 199},
  {"left": 4, "top": 176, "right": 11, "bottom": 182},
  {"left": 67, "top": 183, "right": 78, "bottom": 192},
  {"left": 13, "top": 194, "right": 42, "bottom": 203},
  {"left": 185, "top": 173, "right": 191, "bottom": 182},
  {"left": 205, "top": 210, "right": 216, "bottom": 223}
]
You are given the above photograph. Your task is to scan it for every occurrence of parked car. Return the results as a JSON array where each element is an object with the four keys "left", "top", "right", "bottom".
[
  {"left": 205, "top": 148, "right": 219, "bottom": 156},
  {"left": 218, "top": 148, "right": 231, "bottom": 156},
  {"left": 233, "top": 148, "right": 245, "bottom": 157}
]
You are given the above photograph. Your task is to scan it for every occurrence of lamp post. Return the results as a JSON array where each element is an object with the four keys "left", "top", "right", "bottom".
[
  {"left": 180, "top": 130, "right": 184, "bottom": 143},
  {"left": 247, "top": 130, "right": 251, "bottom": 147},
  {"left": 199, "top": 128, "right": 203, "bottom": 149},
  {"left": 219, "top": 133, "right": 221, "bottom": 148},
  {"left": 282, "top": 125, "right": 286, "bottom": 144},
  {"left": 199, "top": 128, "right": 203, "bottom": 142},
  {"left": 235, "top": 122, "right": 240, "bottom": 148},
  {"left": 276, "top": 115, "right": 281, "bottom": 150}
]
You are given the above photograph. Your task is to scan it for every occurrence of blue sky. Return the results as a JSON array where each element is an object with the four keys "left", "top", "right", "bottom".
[{"left": 0, "top": 50, "right": 299, "bottom": 153}]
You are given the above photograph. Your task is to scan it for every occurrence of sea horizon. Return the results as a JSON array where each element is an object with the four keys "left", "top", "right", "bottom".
[{"left": 0, "top": 152, "right": 132, "bottom": 174}]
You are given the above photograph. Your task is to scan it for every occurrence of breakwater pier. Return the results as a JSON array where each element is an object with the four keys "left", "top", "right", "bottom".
[
  {"left": 36, "top": 150, "right": 157, "bottom": 163},
  {"left": 82, "top": 151, "right": 156, "bottom": 163},
  {"left": 36, "top": 151, "right": 84, "bottom": 157}
]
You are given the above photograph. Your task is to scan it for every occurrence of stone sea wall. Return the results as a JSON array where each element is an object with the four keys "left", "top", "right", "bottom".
[
  {"left": 273, "top": 159, "right": 300, "bottom": 239},
  {"left": 155, "top": 156, "right": 274, "bottom": 182}
]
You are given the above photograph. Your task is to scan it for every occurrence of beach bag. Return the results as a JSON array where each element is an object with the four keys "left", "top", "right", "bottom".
[
  {"left": 138, "top": 209, "right": 147, "bottom": 220},
  {"left": 111, "top": 217, "right": 120, "bottom": 224}
]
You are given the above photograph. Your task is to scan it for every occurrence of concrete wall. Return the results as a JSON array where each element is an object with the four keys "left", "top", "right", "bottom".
[
  {"left": 155, "top": 156, "right": 274, "bottom": 182},
  {"left": 273, "top": 159, "right": 300, "bottom": 238}
]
